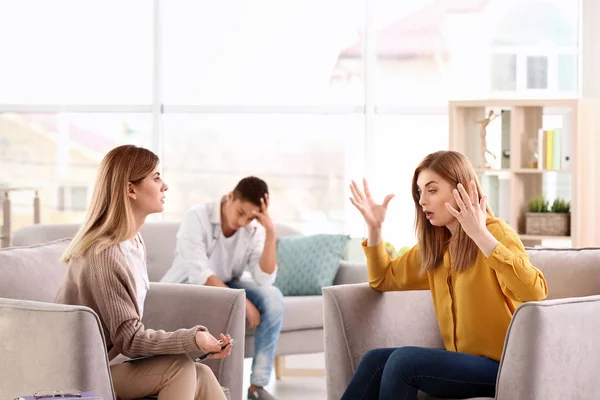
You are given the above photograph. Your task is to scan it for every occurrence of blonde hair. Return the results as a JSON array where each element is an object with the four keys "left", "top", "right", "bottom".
[
  {"left": 412, "top": 150, "right": 492, "bottom": 273},
  {"left": 61, "top": 145, "right": 159, "bottom": 263}
]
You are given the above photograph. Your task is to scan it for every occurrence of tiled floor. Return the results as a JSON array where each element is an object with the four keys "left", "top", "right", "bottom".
[{"left": 241, "top": 353, "right": 327, "bottom": 400}]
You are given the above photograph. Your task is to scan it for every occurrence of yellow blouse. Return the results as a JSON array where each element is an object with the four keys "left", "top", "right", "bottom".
[{"left": 363, "top": 217, "right": 548, "bottom": 361}]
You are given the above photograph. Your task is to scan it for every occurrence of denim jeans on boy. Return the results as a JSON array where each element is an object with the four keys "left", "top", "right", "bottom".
[
  {"left": 341, "top": 346, "right": 499, "bottom": 400},
  {"left": 226, "top": 279, "right": 284, "bottom": 387}
]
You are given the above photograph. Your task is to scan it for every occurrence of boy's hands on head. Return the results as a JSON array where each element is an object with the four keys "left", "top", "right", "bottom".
[
  {"left": 252, "top": 193, "right": 275, "bottom": 233},
  {"left": 349, "top": 178, "right": 395, "bottom": 229}
]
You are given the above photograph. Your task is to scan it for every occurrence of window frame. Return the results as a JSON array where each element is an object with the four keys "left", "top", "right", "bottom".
[{"left": 490, "top": 45, "right": 578, "bottom": 96}]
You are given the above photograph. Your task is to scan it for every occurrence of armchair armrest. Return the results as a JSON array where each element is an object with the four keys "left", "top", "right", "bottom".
[
  {"left": 143, "top": 283, "right": 246, "bottom": 400},
  {"left": 0, "top": 297, "right": 115, "bottom": 400},
  {"left": 322, "top": 283, "right": 442, "bottom": 400},
  {"left": 496, "top": 295, "right": 600, "bottom": 400}
]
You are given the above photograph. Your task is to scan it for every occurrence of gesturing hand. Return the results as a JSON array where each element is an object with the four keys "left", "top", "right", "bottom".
[
  {"left": 195, "top": 330, "right": 223, "bottom": 355},
  {"left": 445, "top": 180, "right": 488, "bottom": 239},
  {"left": 209, "top": 334, "right": 234, "bottom": 360},
  {"left": 349, "top": 178, "right": 395, "bottom": 229}
]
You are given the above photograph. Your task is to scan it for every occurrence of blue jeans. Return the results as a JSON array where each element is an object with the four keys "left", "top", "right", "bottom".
[
  {"left": 226, "top": 279, "right": 284, "bottom": 387},
  {"left": 341, "top": 346, "right": 499, "bottom": 400}
]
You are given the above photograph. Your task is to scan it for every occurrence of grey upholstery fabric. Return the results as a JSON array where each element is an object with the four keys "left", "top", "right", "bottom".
[
  {"left": 323, "top": 247, "right": 600, "bottom": 400},
  {"left": 12, "top": 222, "right": 371, "bottom": 361},
  {"left": 142, "top": 283, "right": 246, "bottom": 400},
  {"left": 323, "top": 284, "right": 441, "bottom": 400},
  {"left": 278, "top": 296, "right": 325, "bottom": 332},
  {"left": 333, "top": 260, "right": 369, "bottom": 285},
  {"left": 13, "top": 222, "right": 304, "bottom": 283},
  {"left": 1, "top": 236, "right": 246, "bottom": 400},
  {"left": 527, "top": 247, "right": 600, "bottom": 299},
  {"left": 496, "top": 295, "right": 600, "bottom": 400},
  {"left": 12, "top": 223, "right": 78, "bottom": 248},
  {"left": 0, "top": 298, "right": 116, "bottom": 400},
  {"left": 11, "top": 222, "right": 180, "bottom": 282},
  {"left": 0, "top": 239, "right": 70, "bottom": 302}
]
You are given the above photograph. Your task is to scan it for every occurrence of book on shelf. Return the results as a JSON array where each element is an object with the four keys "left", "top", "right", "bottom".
[
  {"left": 537, "top": 126, "right": 570, "bottom": 170},
  {"left": 501, "top": 110, "right": 510, "bottom": 169},
  {"left": 561, "top": 111, "right": 572, "bottom": 169}
]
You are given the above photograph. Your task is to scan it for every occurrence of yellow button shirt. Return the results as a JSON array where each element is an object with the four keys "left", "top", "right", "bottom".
[{"left": 363, "top": 217, "right": 548, "bottom": 361}]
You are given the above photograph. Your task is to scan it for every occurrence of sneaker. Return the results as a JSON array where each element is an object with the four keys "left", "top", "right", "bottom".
[{"left": 247, "top": 387, "right": 277, "bottom": 400}]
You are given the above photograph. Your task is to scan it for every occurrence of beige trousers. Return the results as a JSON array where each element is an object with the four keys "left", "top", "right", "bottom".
[{"left": 110, "top": 354, "right": 227, "bottom": 400}]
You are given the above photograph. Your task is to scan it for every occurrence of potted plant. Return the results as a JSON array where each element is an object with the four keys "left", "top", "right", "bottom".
[
  {"left": 384, "top": 242, "right": 412, "bottom": 258},
  {"left": 525, "top": 195, "right": 571, "bottom": 236}
]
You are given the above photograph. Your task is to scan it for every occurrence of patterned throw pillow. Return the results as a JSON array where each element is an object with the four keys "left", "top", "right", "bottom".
[{"left": 274, "top": 234, "right": 350, "bottom": 296}]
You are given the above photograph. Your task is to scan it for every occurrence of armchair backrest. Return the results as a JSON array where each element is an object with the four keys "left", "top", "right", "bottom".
[
  {"left": 12, "top": 221, "right": 304, "bottom": 282},
  {"left": 526, "top": 247, "right": 600, "bottom": 299}
]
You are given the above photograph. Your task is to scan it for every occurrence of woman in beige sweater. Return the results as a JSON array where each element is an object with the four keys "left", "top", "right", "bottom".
[{"left": 56, "top": 145, "right": 232, "bottom": 400}]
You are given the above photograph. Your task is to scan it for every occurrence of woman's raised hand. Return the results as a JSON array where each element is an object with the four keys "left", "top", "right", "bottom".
[{"left": 349, "top": 178, "right": 395, "bottom": 229}]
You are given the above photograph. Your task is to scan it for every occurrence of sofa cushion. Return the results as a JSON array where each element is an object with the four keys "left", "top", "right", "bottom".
[
  {"left": 11, "top": 222, "right": 179, "bottom": 283},
  {"left": 274, "top": 234, "right": 350, "bottom": 296},
  {"left": 526, "top": 247, "right": 600, "bottom": 300},
  {"left": 0, "top": 239, "right": 70, "bottom": 302},
  {"left": 245, "top": 295, "right": 324, "bottom": 335},
  {"left": 281, "top": 295, "right": 324, "bottom": 331},
  {"left": 136, "top": 222, "right": 180, "bottom": 282}
]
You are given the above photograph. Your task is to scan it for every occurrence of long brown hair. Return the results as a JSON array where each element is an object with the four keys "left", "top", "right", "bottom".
[
  {"left": 412, "top": 151, "right": 492, "bottom": 273},
  {"left": 61, "top": 145, "right": 159, "bottom": 263}
]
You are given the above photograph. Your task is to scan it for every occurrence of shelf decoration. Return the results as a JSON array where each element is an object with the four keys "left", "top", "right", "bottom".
[{"left": 526, "top": 196, "right": 571, "bottom": 236}]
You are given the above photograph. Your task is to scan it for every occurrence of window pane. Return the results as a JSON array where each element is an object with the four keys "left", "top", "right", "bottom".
[
  {"left": 374, "top": 2, "right": 451, "bottom": 105},
  {"left": 372, "top": 115, "right": 449, "bottom": 248},
  {"left": 162, "top": 0, "right": 365, "bottom": 105},
  {"left": 491, "top": 54, "right": 517, "bottom": 91},
  {"left": 374, "top": 1, "right": 579, "bottom": 104},
  {"left": 70, "top": 187, "right": 89, "bottom": 212},
  {"left": 162, "top": 114, "right": 363, "bottom": 235},
  {"left": 527, "top": 56, "right": 548, "bottom": 89},
  {"left": 0, "top": 1, "right": 153, "bottom": 104},
  {"left": 493, "top": 1, "right": 577, "bottom": 47},
  {"left": 558, "top": 54, "right": 577, "bottom": 92},
  {"left": 0, "top": 113, "right": 152, "bottom": 233}
]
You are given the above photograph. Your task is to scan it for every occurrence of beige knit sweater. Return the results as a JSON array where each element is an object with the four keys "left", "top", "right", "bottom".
[{"left": 55, "top": 242, "right": 205, "bottom": 361}]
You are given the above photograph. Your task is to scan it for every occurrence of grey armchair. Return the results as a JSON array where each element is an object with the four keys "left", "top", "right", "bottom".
[
  {"left": 0, "top": 297, "right": 115, "bottom": 400},
  {"left": 0, "top": 240, "right": 247, "bottom": 400},
  {"left": 323, "top": 247, "right": 600, "bottom": 400}
]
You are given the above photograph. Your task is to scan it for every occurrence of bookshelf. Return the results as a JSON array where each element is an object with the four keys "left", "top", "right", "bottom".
[{"left": 449, "top": 99, "right": 600, "bottom": 248}]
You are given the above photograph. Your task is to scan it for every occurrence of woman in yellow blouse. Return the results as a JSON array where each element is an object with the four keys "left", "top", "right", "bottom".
[{"left": 342, "top": 150, "right": 547, "bottom": 400}]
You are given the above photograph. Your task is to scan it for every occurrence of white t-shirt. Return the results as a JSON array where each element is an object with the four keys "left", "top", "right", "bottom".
[{"left": 119, "top": 234, "right": 149, "bottom": 318}]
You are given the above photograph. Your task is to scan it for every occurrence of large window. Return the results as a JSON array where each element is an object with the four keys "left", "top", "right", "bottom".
[
  {"left": 162, "top": 0, "right": 365, "bottom": 105},
  {"left": 0, "top": 112, "right": 151, "bottom": 231},
  {"left": 0, "top": 0, "right": 153, "bottom": 104},
  {"left": 162, "top": 114, "right": 363, "bottom": 234},
  {"left": 372, "top": 114, "right": 449, "bottom": 247},
  {"left": 490, "top": 0, "right": 578, "bottom": 96},
  {"left": 0, "top": 0, "right": 581, "bottom": 249}
]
